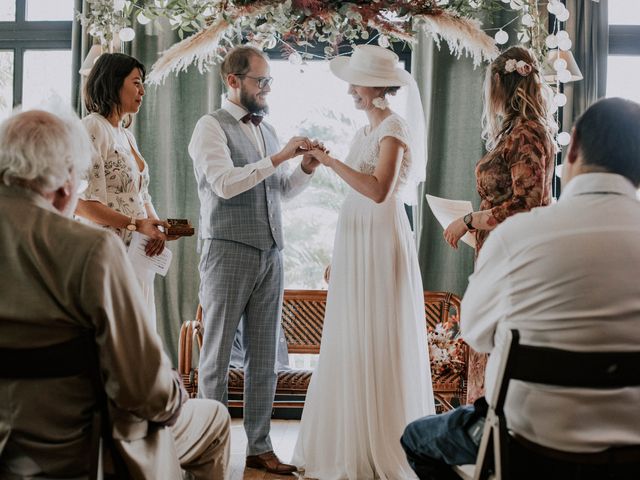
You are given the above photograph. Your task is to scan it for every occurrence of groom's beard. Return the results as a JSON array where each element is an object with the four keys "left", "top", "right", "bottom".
[{"left": 240, "top": 90, "right": 269, "bottom": 116}]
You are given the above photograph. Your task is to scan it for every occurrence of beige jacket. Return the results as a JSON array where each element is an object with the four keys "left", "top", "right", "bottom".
[{"left": 0, "top": 185, "right": 183, "bottom": 478}]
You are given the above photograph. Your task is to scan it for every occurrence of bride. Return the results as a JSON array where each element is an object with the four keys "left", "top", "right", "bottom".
[{"left": 291, "top": 45, "right": 435, "bottom": 480}]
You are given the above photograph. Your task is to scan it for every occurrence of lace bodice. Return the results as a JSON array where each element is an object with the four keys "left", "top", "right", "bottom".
[{"left": 344, "top": 114, "right": 413, "bottom": 196}]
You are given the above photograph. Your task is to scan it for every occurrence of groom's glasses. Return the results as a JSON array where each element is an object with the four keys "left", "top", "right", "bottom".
[{"left": 234, "top": 74, "right": 274, "bottom": 90}]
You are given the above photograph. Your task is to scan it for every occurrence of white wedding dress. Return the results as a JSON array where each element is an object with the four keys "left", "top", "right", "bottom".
[{"left": 292, "top": 114, "right": 435, "bottom": 480}]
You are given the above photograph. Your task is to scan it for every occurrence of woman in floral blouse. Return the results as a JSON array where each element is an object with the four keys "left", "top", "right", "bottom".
[
  {"left": 444, "top": 46, "right": 557, "bottom": 252},
  {"left": 444, "top": 46, "right": 557, "bottom": 401},
  {"left": 75, "top": 53, "right": 170, "bottom": 328}
]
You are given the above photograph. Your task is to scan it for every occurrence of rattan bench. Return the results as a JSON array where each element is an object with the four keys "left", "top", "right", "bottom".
[{"left": 179, "top": 289, "right": 469, "bottom": 415}]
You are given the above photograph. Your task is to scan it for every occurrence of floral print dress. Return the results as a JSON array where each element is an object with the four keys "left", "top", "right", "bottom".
[
  {"left": 475, "top": 119, "right": 555, "bottom": 252},
  {"left": 81, "top": 113, "right": 156, "bottom": 328},
  {"left": 468, "top": 119, "right": 555, "bottom": 402}
]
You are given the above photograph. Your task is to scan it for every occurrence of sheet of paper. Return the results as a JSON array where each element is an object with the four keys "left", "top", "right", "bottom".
[
  {"left": 127, "top": 232, "right": 172, "bottom": 277},
  {"left": 425, "top": 194, "right": 477, "bottom": 249}
]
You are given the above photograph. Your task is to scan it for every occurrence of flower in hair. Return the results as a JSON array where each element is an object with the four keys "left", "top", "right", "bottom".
[{"left": 505, "top": 59, "right": 532, "bottom": 76}]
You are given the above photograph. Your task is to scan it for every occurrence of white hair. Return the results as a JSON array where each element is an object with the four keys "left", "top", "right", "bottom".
[{"left": 0, "top": 104, "right": 91, "bottom": 192}]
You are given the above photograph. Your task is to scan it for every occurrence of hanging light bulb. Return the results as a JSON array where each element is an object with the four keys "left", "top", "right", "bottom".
[
  {"left": 554, "top": 92, "right": 567, "bottom": 107},
  {"left": 556, "top": 30, "right": 570, "bottom": 41},
  {"left": 557, "top": 132, "right": 571, "bottom": 146},
  {"left": 137, "top": 12, "right": 151, "bottom": 25},
  {"left": 557, "top": 69, "right": 572, "bottom": 83},
  {"left": 288, "top": 51, "right": 303, "bottom": 65},
  {"left": 558, "top": 38, "right": 572, "bottom": 51},
  {"left": 545, "top": 34, "right": 558, "bottom": 49},
  {"left": 495, "top": 30, "right": 509, "bottom": 45},
  {"left": 547, "top": 1, "right": 560, "bottom": 15},
  {"left": 556, "top": 8, "right": 570, "bottom": 22},
  {"left": 553, "top": 58, "right": 567, "bottom": 71},
  {"left": 118, "top": 27, "right": 136, "bottom": 42},
  {"left": 521, "top": 13, "right": 534, "bottom": 27}
]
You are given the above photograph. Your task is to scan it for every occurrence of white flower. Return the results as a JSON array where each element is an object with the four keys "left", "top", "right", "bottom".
[{"left": 505, "top": 58, "right": 518, "bottom": 73}]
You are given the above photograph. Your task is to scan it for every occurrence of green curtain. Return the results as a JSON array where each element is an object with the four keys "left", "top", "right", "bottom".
[
  {"left": 128, "top": 23, "right": 223, "bottom": 364},
  {"left": 413, "top": 28, "right": 480, "bottom": 298},
  {"left": 562, "top": 0, "right": 608, "bottom": 131}
]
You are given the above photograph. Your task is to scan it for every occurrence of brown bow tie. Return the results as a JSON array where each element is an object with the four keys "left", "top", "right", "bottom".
[{"left": 241, "top": 113, "right": 263, "bottom": 126}]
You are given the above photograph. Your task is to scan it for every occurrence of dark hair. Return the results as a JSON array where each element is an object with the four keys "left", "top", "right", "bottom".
[
  {"left": 84, "top": 53, "right": 146, "bottom": 119},
  {"left": 573, "top": 97, "right": 640, "bottom": 186},
  {"left": 220, "top": 45, "right": 268, "bottom": 86}
]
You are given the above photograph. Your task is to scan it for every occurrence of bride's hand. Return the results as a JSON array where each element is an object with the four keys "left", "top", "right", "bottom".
[{"left": 308, "top": 148, "right": 334, "bottom": 168}]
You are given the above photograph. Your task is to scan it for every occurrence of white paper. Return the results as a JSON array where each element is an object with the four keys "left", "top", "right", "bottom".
[
  {"left": 127, "top": 232, "right": 173, "bottom": 277},
  {"left": 425, "top": 194, "right": 477, "bottom": 249}
]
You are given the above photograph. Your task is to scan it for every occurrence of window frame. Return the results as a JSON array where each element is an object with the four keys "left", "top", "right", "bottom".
[{"left": 0, "top": 0, "right": 72, "bottom": 107}]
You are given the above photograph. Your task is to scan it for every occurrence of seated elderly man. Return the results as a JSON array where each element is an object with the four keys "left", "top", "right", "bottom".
[
  {"left": 401, "top": 97, "right": 640, "bottom": 479},
  {"left": 0, "top": 109, "right": 230, "bottom": 478}
]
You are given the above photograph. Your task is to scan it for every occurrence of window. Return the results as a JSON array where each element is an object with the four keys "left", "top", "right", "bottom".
[
  {"left": 607, "top": 1, "right": 640, "bottom": 101},
  {"left": 0, "top": 0, "right": 73, "bottom": 120},
  {"left": 267, "top": 53, "right": 410, "bottom": 290}
]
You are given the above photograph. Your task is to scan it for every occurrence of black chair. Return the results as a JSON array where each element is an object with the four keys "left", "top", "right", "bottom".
[
  {"left": 0, "top": 334, "right": 128, "bottom": 479},
  {"left": 454, "top": 329, "right": 640, "bottom": 480}
]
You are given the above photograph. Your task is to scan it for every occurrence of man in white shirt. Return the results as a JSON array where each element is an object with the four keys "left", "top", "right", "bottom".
[
  {"left": 188, "top": 45, "right": 319, "bottom": 475},
  {"left": 401, "top": 97, "right": 640, "bottom": 479}
]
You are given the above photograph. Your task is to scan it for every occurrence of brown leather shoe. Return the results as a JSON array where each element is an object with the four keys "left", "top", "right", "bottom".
[{"left": 246, "top": 451, "right": 297, "bottom": 475}]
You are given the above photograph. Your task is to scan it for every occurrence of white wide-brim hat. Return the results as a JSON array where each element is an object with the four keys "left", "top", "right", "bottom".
[{"left": 329, "top": 44, "right": 412, "bottom": 87}]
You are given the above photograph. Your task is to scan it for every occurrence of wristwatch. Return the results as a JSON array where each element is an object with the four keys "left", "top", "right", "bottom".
[
  {"left": 126, "top": 216, "right": 138, "bottom": 232},
  {"left": 463, "top": 212, "right": 475, "bottom": 231}
]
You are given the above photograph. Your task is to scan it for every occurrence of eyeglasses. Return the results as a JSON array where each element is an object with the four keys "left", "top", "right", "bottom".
[{"left": 233, "top": 74, "right": 274, "bottom": 89}]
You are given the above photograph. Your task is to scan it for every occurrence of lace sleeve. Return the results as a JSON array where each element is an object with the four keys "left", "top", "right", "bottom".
[{"left": 377, "top": 115, "right": 410, "bottom": 151}]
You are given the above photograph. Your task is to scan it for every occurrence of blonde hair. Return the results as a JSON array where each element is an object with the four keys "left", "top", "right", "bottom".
[{"left": 481, "top": 46, "right": 557, "bottom": 151}]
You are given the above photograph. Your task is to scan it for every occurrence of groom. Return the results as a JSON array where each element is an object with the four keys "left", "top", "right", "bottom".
[{"left": 189, "top": 45, "right": 319, "bottom": 474}]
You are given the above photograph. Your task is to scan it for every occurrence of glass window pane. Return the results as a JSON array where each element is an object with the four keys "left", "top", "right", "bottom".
[
  {"left": 0, "top": 51, "right": 14, "bottom": 121},
  {"left": 609, "top": 0, "right": 640, "bottom": 25},
  {"left": 26, "top": 0, "right": 74, "bottom": 21},
  {"left": 269, "top": 58, "right": 408, "bottom": 289},
  {"left": 607, "top": 55, "right": 640, "bottom": 103},
  {"left": 22, "top": 50, "right": 72, "bottom": 109},
  {"left": 0, "top": 0, "right": 15, "bottom": 21}
]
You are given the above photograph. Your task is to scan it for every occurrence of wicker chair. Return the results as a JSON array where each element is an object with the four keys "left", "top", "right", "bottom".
[{"left": 179, "top": 290, "right": 469, "bottom": 415}]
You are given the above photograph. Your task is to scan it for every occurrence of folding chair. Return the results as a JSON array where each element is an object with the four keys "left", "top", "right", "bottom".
[
  {"left": 454, "top": 329, "right": 640, "bottom": 480},
  {"left": 0, "top": 334, "right": 128, "bottom": 479}
]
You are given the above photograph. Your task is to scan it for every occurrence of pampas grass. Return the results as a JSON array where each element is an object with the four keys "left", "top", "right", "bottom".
[
  {"left": 146, "top": 18, "right": 230, "bottom": 85},
  {"left": 416, "top": 11, "right": 499, "bottom": 67}
]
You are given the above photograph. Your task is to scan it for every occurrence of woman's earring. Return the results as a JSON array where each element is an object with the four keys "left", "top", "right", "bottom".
[{"left": 372, "top": 96, "right": 389, "bottom": 110}]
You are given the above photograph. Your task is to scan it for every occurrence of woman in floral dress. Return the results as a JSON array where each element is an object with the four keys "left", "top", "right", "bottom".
[
  {"left": 75, "top": 53, "right": 169, "bottom": 328},
  {"left": 444, "top": 46, "right": 557, "bottom": 400}
]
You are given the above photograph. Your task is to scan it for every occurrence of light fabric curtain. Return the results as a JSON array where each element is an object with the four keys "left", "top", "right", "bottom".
[
  {"left": 129, "top": 23, "right": 222, "bottom": 364},
  {"left": 562, "top": 0, "right": 608, "bottom": 132}
]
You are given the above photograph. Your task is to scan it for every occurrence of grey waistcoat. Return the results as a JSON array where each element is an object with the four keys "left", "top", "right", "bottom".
[{"left": 196, "top": 109, "right": 283, "bottom": 250}]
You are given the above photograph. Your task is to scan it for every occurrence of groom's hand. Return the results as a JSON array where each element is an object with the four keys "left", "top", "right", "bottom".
[
  {"left": 271, "top": 136, "right": 312, "bottom": 167},
  {"left": 301, "top": 153, "right": 321, "bottom": 174}
]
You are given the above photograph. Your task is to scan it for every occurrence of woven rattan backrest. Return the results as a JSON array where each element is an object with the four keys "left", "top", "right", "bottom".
[
  {"left": 281, "top": 290, "right": 326, "bottom": 354},
  {"left": 280, "top": 289, "right": 462, "bottom": 355},
  {"left": 423, "top": 291, "right": 461, "bottom": 329}
]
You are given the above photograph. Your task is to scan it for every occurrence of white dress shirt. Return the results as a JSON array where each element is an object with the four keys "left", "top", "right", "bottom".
[
  {"left": 188, "top": 99, "right": 311, "bottom": 200},
  {"left": 461, "top": 173, "right": 640, "bottom": 452}
]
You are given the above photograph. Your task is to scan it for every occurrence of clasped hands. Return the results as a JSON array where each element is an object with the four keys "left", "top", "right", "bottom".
[{"left": 272, "top": 136, "right": 334, "bottom": 173}]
